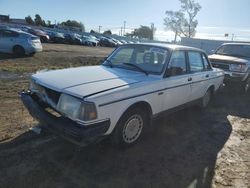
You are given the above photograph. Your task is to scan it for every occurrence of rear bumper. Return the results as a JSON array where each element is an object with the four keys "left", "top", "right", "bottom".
[
  {"left": 20, "top": 91, "right": 110, "bottom": 146},
  {"left": 224, "top": 71, "right": 249, "bottom": 82},
  {"left": 26, "top": 45, "right": 43, "bottom": 54}
]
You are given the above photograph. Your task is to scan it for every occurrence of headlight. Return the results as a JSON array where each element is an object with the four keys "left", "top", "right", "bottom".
[
  {"left": 229, "top": 64, "right": 248, "bottom": 72},
  {"left": 57, "top": 94, "right": 97, "bottom": 122}
]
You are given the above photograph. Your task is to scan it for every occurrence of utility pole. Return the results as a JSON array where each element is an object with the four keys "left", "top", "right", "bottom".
[
  {"left": 123, "top": 21, "right": 126, "bottom": 36},
  {"left": 98, "top": 25, "right": 102, "bottom": 33},
  {"left": 151, "top": 23, "right": 155, "bottom": 40},
  {"left": 120, "top": 27, "right": 123, "bottom": 36},
  {"left": 231, "top": 33, "right": 235, "bottom": 41}
]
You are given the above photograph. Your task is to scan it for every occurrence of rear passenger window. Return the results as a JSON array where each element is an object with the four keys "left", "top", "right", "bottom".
[
  {"left": 167, "top": 51, "right": 187, "bottom": 76},
  {"left": 188, "top": 52, "right": 204, "bottom": 72},
  {"left": 201, "top": 53, "right": 211, "bottom": 70},
  {"left": 2, "top": 30, "right": 19, "bottom": 38}
]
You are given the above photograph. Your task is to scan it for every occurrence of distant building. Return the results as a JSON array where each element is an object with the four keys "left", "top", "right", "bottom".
[
  {"left": 9, "top": 18, "right": 27, "bottom": 25},
  {"left": 0, "top": 14, "right": 10, "bottom": 22},
  {"left": 180, "top": 37, "right": 250, "bottom": 54}
]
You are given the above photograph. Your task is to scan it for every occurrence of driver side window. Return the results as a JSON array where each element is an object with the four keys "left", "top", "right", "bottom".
[{"left": 167, "top": 51, "right": 187, "bottom": 76}]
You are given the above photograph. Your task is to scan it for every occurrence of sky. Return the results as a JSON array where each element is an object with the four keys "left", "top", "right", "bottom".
[{"left": 0, "top": 0, "right": 250, "bottom": 41}]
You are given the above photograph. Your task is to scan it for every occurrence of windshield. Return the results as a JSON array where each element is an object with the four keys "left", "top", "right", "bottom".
[
  {"left": 216, "top": 44, "right": 250, "bottom": 58},
  {"left": 103, "top": 45, "right": 169, "bottom": 75}
]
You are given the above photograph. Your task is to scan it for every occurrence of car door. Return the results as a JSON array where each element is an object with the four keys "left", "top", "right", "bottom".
[
  {"left": 162, "top": 50, "right": 192, "bottom": 111},
  {"left": 0, "top": 30, "right": 16, "bottom": 53},
  {"left": 187, "top": 51, "right": 208, "bottom": 101}
]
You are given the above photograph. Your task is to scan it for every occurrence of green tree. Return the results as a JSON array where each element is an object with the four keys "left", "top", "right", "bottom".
[
  {"left": 103, "top": 30, "right": 112, "bottom": 35},
  {"left": 47, "top": 20, "right": 51, "bottom": 26},
  {"left": 130, "top": 25, "right": 153, "bottom": 40},
  {"left": 34, "top": 14, "right": 46, "bottom": 26},
  {"left": 25, "top": 16, "right": 34, "bottom": 25},
  {"left": 60, "top": 20, "right": 85, "bottom": 32},
  {"left": 164, "top": 0, "right": 201, "bottom": 41}
]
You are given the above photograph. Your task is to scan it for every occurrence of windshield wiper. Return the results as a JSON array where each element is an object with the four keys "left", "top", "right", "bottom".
[{"left": 122, "top": 63, "right": 148, "bottom": 76}]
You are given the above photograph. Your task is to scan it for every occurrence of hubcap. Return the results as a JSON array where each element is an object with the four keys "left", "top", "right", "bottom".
[
  {"left": 203, "top": 91, "right": 211, "bottom": 107},
  {"left": 122, "top": 114, "right": 143, "bottom": 143},
  {"left": 245, "top": 82, "right": 249, "bottom": 93}
]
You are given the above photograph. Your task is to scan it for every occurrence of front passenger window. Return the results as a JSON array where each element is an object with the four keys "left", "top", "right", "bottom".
[{"left": 167, "top": 51, "right": 186, "bottom": 76}]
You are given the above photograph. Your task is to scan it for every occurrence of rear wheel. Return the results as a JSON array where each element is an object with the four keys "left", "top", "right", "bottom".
[
  {"left": 112, "top": 107, "right": 148, "bottom": 147},
  {"left": 13, "top": 45, "right": 25, "bottom": 56},
  {"left": 200, "top": 89, "right": 212, "bottom": 108}
]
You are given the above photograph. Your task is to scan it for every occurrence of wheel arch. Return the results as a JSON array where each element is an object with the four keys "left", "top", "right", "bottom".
[
  {"left": 207, "top": 84, "right": 215, "bottom": 95},
  {"left": 123, "top": 101, "right": 153, "bottom": 117},
  {"left": 12, "top": 44, "right": 25, "bottom": 54},
  {"left": 115, "top": 100, "right": 153, "bottom": 129}
]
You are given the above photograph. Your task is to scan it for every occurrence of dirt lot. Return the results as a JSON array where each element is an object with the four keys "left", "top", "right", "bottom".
[{"left": 0, "top": 44, "right": 249, "bottom": 188}]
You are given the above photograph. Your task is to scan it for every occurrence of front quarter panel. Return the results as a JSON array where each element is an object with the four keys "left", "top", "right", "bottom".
[{"left": 87, "top": 80, "right": 165, "bottom": 134}]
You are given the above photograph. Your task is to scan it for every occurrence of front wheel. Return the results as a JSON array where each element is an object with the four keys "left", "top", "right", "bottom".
[
  {"left": 243, "top": 78, "right": 250, "bottom": 93},
  {"left": 112, "top": 107, "right": 148, "bottom": 147}
]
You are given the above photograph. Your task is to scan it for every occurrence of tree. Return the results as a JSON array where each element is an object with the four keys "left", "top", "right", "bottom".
[
  {"left": 46, "top": 20, "right": 51, "bottom": 26},
  {"left": 90, "top": 30, "right": 96, "bottom": 34},
  {"left": 60, "top": 20, "right": 85, "bottom": 32},
  {"left": 34, "top": 14, "right": 46, "bottom": 26},
  {"left": 103, "top": 30, "right": 112, "bottom": 35},
  {"left": 130, "top": 25, "right": 153, "bottom": 40},
  {"left": 164, "top": 0, "right": 201, "bottom": 41},
  {"left": 180, "top": 0, "right": 201, "bottom": 37},
  {"left": 164, "top": 11, "right": 184, "bottom": 42},
  {"left": 25, "top": 16, "right": 34, "bottom": 25}
]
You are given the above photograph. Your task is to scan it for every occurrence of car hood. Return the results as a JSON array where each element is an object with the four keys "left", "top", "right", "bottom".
[
  {"left": 32, "top": 65, "right": 149, "bottom": 98},
  {"left": 208, "top": 54, "right": 249, "bottom": 65}
]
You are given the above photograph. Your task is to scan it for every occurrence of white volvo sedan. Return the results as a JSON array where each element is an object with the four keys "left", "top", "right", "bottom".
[{"left": 20, "top": 43, "right": 224, "bottom": 147}]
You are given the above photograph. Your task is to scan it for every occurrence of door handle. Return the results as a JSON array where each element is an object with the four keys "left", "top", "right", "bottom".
[
  {"left": 188, "top": 77, "right": 192, "bottom": 81},
  {"left": 205, "top": 74, "right": 209, "bottom": 78}
]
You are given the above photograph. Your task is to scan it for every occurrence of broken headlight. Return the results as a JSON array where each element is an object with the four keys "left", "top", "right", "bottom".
[{"left": 57, "top": 94, "right": 97, "bottom": 122}]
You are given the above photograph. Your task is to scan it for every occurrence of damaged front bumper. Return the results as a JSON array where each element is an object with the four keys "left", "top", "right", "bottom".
[{"left": 20, "top": 91, "right": 110, "bottom": 146}]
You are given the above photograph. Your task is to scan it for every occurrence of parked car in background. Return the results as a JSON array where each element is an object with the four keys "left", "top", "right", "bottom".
[
  {"left": 106, "top": 37, "right": 123, "bottom": 46},
  {"left": 0, "top": 28, "right": 42, "bottom": 56},
  {"left": 20, "top": 43, "right": 224, "bottom": 147},
  {"left": 48, "top": 32, "right": 65, "bottom": 44},
  {"left": 209, "top": 43, "right": 250, "bottom": 93},
  {"left": 28, "top": 28, "right": 50, "bottom": 43},
  {"left": 120, "top": 39, "right": 128, "bottom": 44},
  {"left": 82, "top": 35, "right": 99, "bottom": 46},
  {"left": 99, "top": 37, "right": 117, "bottom": 47},
  {"left": 64, "top": 33, "right": 82, "bottom": 45}
]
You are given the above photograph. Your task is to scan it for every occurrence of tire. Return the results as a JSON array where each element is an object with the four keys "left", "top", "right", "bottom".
[
  {"left": 112, "top": 107, "right": 148, "bottom": 147},
  {"left": 200, "top": 89, "right": 212, "bottom": 108},
  {"left": 13, "top": 45, "right": 25, "bottom": 57},
  {"left": 243, "top": 78, "right": 250, "bottom": 93}
]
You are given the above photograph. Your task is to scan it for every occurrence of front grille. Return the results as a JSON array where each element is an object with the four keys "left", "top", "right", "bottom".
[{"left": 211, "top": 62, "right": 230, "bottom": 71}]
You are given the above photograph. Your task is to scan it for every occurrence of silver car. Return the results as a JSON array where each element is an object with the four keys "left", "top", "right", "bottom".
[{"left": 0, "top": 28, "right": 42, "bottom": 56}]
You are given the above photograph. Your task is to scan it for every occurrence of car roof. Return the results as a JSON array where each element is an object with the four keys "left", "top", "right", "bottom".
[
  {"left": 222, "top": 42, "right": 250, "bottom": 46},
  {"left": 122, "top": 43, "right": 206, "bottom": 53}
]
